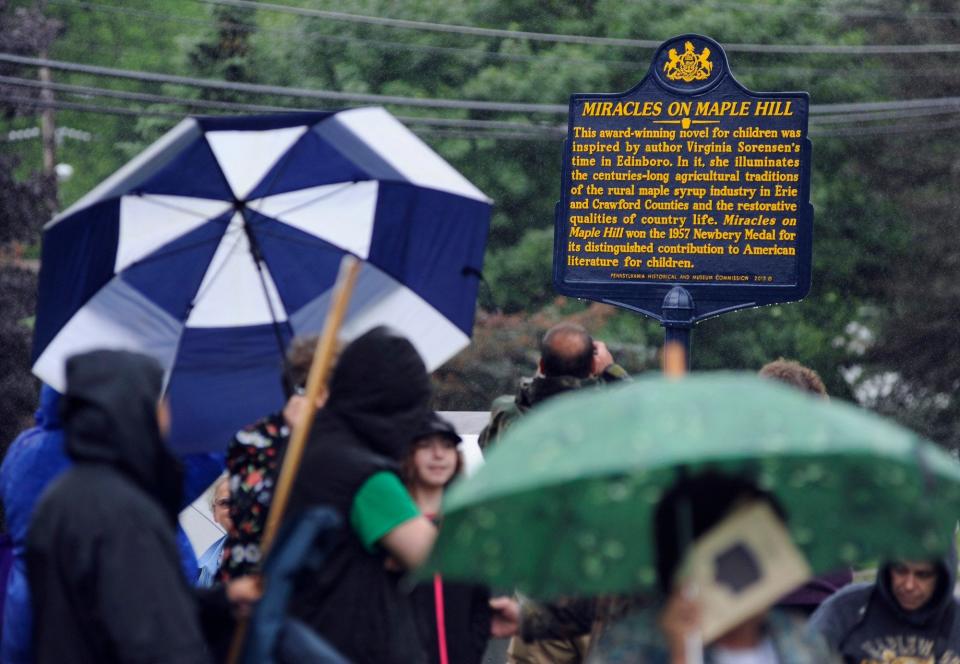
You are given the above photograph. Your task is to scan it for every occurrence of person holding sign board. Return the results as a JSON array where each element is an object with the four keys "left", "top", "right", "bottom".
[{"left": 587, "top": 472, "right": 839, "bottom": 664}]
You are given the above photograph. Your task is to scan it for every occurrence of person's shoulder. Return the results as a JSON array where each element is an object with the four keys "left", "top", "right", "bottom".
[
  {"left": 815, "top": 581, "right": 874, "bottom": 611},
  {"left": 30, "top": 467, "right": 152, "bottom": 542},
  {"left": 479, "top": 390, "right": 526, "bottom": 448}
]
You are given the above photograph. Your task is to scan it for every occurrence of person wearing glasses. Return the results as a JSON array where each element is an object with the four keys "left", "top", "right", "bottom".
[{"left": 196, "top": 474, "right": 232, "bottom": 588}]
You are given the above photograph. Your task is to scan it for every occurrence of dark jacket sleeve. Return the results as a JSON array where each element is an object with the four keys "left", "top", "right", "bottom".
[
  {"left": 95, "top": 518, "right": 212, "bottom": 663},
  {"left": 519, "top": 597, "right": 597, "bottom": 642}
]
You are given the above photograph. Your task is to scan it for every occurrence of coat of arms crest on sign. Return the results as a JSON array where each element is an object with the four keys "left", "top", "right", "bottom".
[{"left": 664, "top": 41, "right": 713, "bottom": 82}]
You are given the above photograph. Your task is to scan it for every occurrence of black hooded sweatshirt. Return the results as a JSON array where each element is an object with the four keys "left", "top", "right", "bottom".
[
  {"left": 25, "top": 350, "right": 212, "bottom": 664},
  {"left": 286, "top": 326, "right": 433, "bottom": 664},
  {"left": 808, "top": 546, "right": 960, "bottom": 663}
]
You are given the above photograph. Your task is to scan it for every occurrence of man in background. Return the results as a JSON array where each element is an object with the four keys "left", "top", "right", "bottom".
[
  {"left": 479, "top": 321, "right": 627, "bottom": 449},
  {"left": 480, "top": 321, "right": 628, "bottom": 664}
]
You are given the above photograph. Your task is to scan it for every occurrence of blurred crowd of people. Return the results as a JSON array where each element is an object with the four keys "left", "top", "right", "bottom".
[{"left": 0, "top": 323, "right": 957, "bottom": 664}]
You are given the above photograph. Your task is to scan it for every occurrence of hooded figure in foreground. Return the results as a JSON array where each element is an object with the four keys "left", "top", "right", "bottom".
[
  {"left": 285, "top": 326, "right": 437, "bottom": 664},
  {"left": 26, "top": 350, "right": 222, "bottom": 664},
  {"left": 808, "top": 545, "right": 960, "bottom": 663}
]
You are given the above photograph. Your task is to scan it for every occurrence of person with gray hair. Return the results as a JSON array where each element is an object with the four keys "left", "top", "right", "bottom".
[{"left": 196, "top": 474, "right": 231, "bottom": 587}]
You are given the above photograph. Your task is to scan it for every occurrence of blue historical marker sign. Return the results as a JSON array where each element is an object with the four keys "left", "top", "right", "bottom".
[{"left": 554, "top": 34, "right": 812, "bottom": 326}]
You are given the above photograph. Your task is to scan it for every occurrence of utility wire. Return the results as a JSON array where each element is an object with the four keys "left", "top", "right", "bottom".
[
  {"left": 639, "top": 0, "right": 960, "bottom": 21},
  {"left": 0, "top": 94, "right": 566, "bottom": 140},
  {"left": 7, "top": 94, "right": 960, "bottom": 141},
  {"left": 0, "top": 53, "right": 568, "bottom": 114},
  {"left": 45, "top": 1, "right": 960, "bottom": 75},
  {"left": 47, "top": 0, "right": 641, "bottom": 70},
  {"left": 7, "top": 73, "right": 959, "bottom": 129},
  {"left": 0, "top": 75, "right": 567, "bottom": 133},
  {"left": 814, "top": 118, "right": 960, "bottom": 136},
  {"left": 0, "top": 74, "right": 302, "bottom": 114},
  {"left": 200, "top": 0, "right": 960, "bottom": 55},
  {"left": 6, "top": 53, "right": 960, "bottom": 117},
  {"left": 813, "top": 96, "right": 960, "bottom": 114},
  {"left": 813, "top": 106, "right": 960, "bottom": 125},
  {"left": 2, "top": 93, "right": 181, "bottom": 118}
]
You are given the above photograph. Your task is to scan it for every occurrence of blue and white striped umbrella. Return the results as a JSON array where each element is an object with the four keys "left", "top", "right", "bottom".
[{"left": 32, "top": 108, "right": 491, "bottom": 454}]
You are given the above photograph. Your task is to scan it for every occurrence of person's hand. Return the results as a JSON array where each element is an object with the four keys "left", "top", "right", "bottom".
[
  {"left": 659, "top": 588, "right": 701, "bottom": 664},
  {"left": 226, "top": 575, "right": 262, "bottom": 618},
  {"left": 489, "top": 596, "right": 521, "bottom": 638},
  {"left": 591, "top": 340, "right": 614, "bottom": 377}
]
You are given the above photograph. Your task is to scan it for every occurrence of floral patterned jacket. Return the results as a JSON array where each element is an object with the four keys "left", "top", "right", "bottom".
[{"left": 217, "top": 412, "right": 288, "bottom": 581}]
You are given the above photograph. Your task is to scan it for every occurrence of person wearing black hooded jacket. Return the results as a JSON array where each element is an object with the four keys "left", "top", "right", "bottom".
[
  {"left": 808, "top": 546, "right": 960, "bottom": 663},
  {"left": 284, "top": 326, "right": 438, "bottom": 664},
  {"left": 25, "top": 350, "right": 252, "bottom": 664}
]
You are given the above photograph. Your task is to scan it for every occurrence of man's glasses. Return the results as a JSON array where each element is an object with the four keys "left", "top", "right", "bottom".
[{"left": 214, "top": 498, "right": 231, "bottom": 509}]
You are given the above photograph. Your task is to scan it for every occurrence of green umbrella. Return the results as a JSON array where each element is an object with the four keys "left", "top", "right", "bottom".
[{"left": 423, "top": 372, "right": 960, "bottom": 599}]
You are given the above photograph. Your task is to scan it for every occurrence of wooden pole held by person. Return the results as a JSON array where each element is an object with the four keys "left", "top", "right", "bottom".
[
  {"left": 260, "top": 255, "right": 361, "bottom": 557},
  {"left": 227, "top": 254, "right": 362, "bottom": 664}
]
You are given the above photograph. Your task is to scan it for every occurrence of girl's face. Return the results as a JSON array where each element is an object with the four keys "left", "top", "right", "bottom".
[{"left": 412, "top": 435, "right": 459, "bottom": 488}]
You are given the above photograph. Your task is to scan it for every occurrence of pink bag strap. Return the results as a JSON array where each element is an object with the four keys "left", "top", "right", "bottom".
[{"left": 433, "top": 573, "right": 449, "bottom": 664}]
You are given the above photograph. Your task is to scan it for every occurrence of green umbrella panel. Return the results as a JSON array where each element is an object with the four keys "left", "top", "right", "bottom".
[{"left": 423, "top": 372, "right": 960, "bottom": 600}]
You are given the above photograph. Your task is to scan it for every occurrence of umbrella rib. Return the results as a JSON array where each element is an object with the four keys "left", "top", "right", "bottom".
[
  {"left": 135, "top": 193, "right": 231, "bottom": 220},
  {"left": 259, "top": 181, "right": 359, "bottom": 219},
  {"left": 188, "top": 226, "right": 247, "bottom": 309},
  {"left": 249, "top": 226, "right": 346, "bottom": 253},
  {"left": 239, "top": 209, "right": 290, "bottom": 357},
  {"left": 248, "top": 132, "right": 313, "bottom": 216},
  {"left": 125, "top": 232, "right": 233, "bottom": 271}
]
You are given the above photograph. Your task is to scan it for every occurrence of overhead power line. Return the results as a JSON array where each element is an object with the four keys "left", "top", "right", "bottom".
[
  {"left": 812, "top": 96, "right": 960, "bottom": 114},
  {"left": 7, "top": 73, "right": 955, "bottom": 129},
  {"left": 6, "top": 93, "right": 959, "bottom": 141},
  {"left": 6, "top": 53, "right": 960, "bottom": 119},
  {"left": 201, "top": 0, "right": 960, "bottom": 55},
  {"left": 646, "top": 0, "right": 960, "bottom": 21},
  {"left": 1, "top": 94, "right": 181, "bottom": 119},
  {"left": 46, "top": 1, "right": 960, "bottom": 78},
  {"left": 0, "top": 78, "right": 566, "bottom": 134},
  {"left": 1, "top": 94, "right": 562, "bottom": 142},
  {"left": 813, "top": 106, "right": 960, "bottom": 125},
  {"left": 47, "top": 0, "right": 640, "bottom": 70},
  {"left": 814, "top": 118, "right": 960, "bottom": 137},
  {"left": 0, "top": 53, "right": 568, "bottom": 114},
  {"left": 0, "top": 74, "right": 301, "bottom": 114}
]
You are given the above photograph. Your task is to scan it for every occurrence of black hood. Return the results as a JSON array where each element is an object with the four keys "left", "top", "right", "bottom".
[
  {"left": 61, "top": 350, "right": 183, "bottom": 523},
  {"left": 325, "top": 326, "right": 431, "bottom": 461},
  {"left": 876, "top": 543, "right": 959, "bottom": 628}
]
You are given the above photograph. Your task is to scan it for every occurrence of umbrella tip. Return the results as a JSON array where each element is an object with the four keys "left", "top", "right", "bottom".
[{"left": 663, "top": 342, "right": 687, "bottom": 378}]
